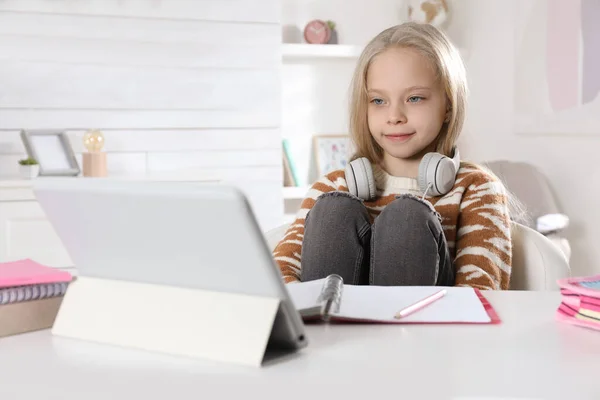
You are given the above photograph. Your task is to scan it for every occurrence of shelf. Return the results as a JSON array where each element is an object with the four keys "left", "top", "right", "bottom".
[
  {"left": 283, "top": 186, "right": 309, "bottom": 199},
  {"left": 282, "top": 44, "right": 362, "bottom": 59}
]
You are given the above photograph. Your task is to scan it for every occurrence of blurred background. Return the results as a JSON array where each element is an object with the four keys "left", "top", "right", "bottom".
[{"left": 0, "top": 0, "right": 597, "bottom": 277}]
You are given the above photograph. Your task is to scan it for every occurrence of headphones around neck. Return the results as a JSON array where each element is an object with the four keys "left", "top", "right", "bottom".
[{"left": 345, "top": 147, "right": 461, "bottom": 200}]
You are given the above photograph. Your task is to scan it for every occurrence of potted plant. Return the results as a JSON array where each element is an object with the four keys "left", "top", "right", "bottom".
[{"left": 18, "top": 157, "right": 40, "bottom": 179}]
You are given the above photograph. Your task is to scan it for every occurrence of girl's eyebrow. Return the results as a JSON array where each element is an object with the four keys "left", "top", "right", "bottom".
[
  {"left": 404, "top": 85, "right": 432, "bottom": 92},
  {"left": 367, "top": 86, "right": 432, "bottom": 94}
]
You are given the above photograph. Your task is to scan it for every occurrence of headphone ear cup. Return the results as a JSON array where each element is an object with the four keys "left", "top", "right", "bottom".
[
  {"left": 419, "top": 152, "right": 445, "bottom": 196},
  {"left": 435, "top": 157, "right": 457, "bottom": 195},
  {"left": 419, "top": 152, "right": 458, "bottom": 197},
  {"left": 345, "top": 158, "right": 374, "bottom": 200}
]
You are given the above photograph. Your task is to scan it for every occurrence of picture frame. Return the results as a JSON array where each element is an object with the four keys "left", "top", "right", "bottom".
[
  {"left": 20, "top": 129, "right": 80, "bottom": 176},
  {"left": 312, "top": 134, "right": 353, "bottom": 176},
  {"left": 513, "top": 1, "right": 600, "bottom": 135}
]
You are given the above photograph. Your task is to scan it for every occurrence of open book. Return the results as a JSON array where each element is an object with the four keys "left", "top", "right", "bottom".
[{"left": 286, "top": 276, "right": 499, "bottom": 324}]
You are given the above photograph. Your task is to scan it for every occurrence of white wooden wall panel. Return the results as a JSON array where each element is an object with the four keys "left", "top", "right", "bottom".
[
  {"left": 188, "top": 166, "right": 283, "bottom": 181},
  {"left": 0, "top": 0, "right": 284, "bottom": 231},
  {"left": 97, "top": 129, "right": 282, "bottom": 153},
  {"left": 0, "top": 129, "right": 281, "bottom": 154},
  {"left": 147, "top": 149, "right": 280, "bottom": 171},
  {"left": 0, "top": 36, "right": 279, "bottom": 69},
  {"left": 0, "top": 63, "right": 279, "bottom": 110},
  {"left": 0, "top": 0, "right": 281, "bottom": 23},
  {"left": 0, "top": 109, "right": 279, "bottom": 130},
  {"left": 0, "top": 12, "right": 280, "bottom": 44}
]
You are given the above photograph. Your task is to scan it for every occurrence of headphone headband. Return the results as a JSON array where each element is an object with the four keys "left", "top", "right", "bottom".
[{"left": 450, "top": 146, "right": 460, "bottom": 171}]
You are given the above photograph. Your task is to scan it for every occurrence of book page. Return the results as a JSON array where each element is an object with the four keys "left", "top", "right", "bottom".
[
  {"left": 338, "top": 285, "right": 491, "bottom": 323},
  {"left": 285, "top": 279, "right": 326, "bottom": 311},
  {"left": 286, "top": 282, "right": 491, "bottom": 324}
]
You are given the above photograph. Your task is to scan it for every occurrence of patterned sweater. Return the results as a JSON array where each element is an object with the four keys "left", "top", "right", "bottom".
[{"left": 273, "top": 163, "right": 513, "bottom": 290}]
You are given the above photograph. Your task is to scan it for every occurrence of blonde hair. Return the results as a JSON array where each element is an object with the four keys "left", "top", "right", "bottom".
[{"left": 349, "top": 22, "right": 468, "bottom": 162}]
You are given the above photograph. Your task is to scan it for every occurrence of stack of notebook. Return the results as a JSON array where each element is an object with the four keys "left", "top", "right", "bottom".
[
  {"left": 556, "top": 274, "right": 600, "bottom": 331},
  {"left": 0, "top": 259, "right": 73, "bottom": 338}
]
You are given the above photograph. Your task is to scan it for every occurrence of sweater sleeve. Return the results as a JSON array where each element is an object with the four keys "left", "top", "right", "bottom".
[
  {"left": 453, "top": 170, "right": 513, "bottom": 290},
  {"left": 272, "top": 171, "right": 344, "bottom": 283}
]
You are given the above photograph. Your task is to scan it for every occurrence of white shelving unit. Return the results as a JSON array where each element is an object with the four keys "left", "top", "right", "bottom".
[
  {"left": 280, "top": 42, "right": 361, "bottom": 221},
  {"left": 282, "top": 44, "right": 362, "bottom": 59}
]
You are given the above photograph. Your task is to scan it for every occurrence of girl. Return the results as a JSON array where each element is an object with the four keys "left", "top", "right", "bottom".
[{"left": 273, "top": 22, "right": 512, "bottom": 290}]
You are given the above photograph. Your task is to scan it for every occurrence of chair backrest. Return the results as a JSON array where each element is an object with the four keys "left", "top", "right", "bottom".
[
  {"left": 265, "top": 220, "right": 571, "bottom": 290},
  {"left": 482, "top": 160, "right": 561, "bottom": 229},
  {"left": 509, "top": 221, "right": 570, "bottom": 290}
]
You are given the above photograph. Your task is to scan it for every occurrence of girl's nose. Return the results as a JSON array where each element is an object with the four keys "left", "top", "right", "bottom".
[{"left": 387, "top": 107, "right": 407, "bottom": 125}]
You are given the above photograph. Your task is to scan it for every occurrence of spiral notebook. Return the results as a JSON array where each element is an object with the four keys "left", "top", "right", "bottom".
[
  {"left": 286, "top": 275, "right": 500, "bottom": 324},
  {"left": 0, "top": 259, "right": 72, "bottom": 305},
  {"left": 0, "top": 259, "right": 72, "bottom": 338}
]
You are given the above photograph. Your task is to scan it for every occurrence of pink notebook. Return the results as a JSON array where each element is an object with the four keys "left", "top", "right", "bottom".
[
  {"left": 556, "top": 274, "right": 600, "bottom": 332},
  {"left": 0, "top": 259, "right": 72, "bottom": 288}
]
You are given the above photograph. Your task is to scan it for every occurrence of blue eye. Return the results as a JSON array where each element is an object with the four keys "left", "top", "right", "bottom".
[
  {"left": 408, "top": 96, "right": 424, "bottom": 103},
  {"left": 370, "top": 98, "right": 384, "bottom": 105}
]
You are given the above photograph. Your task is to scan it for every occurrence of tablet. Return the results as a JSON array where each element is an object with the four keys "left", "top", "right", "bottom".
[{"left": 34, "top": 178, "right": 307, "bottom": 350}]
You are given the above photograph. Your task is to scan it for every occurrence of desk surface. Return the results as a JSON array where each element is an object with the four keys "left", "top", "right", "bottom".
[{"left": 1, "top": 291, "right": 599, "bottom": 399}]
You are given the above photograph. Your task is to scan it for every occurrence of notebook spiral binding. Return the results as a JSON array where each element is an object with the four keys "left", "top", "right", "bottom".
[{"left": 0, "top": 282, "right": 69, "bottom": 305}]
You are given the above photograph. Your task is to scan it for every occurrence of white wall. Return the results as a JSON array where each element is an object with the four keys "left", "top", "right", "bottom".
[
  {"left": 0, "top": 0, "right": 283, "bottom": 231},
  {"left": 2, "top": 0, "right": 595, "bottom": 275},
  {"left": 452, "top": 0, "right": 600, "bottom": 277},
  {"left": 282, "top": 0, "right": 599, "bottom": 276}
]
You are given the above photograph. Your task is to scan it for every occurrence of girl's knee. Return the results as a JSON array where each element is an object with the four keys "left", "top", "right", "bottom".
[
  {"left": 389, "top": 194, "right": 440, "bottom": 217},
  {"left": 377, "top": 194, "right": 442, "bottom": 231},
  {"left": 306, "top": 191, "right": 369, "bottom": 230},
  {"left": 311, "top": 191, "right": 365, "bottom": 215}
]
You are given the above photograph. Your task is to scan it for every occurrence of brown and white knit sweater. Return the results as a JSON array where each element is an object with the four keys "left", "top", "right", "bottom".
[{"left": 273, "top": 162, "right": 513, "bottom": 290}]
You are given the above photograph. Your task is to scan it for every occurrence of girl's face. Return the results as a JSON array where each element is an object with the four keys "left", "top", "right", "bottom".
[{"left": 366, "top": 47, "right": 448, "bottom": 162}]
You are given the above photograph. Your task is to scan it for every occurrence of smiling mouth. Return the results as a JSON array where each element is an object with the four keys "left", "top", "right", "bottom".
[
  {"left": 385, "top": 133, "right": 414, "bottom": 137},
  {"left": 384, "top": 132, "right": 415, "bottom": 142}
]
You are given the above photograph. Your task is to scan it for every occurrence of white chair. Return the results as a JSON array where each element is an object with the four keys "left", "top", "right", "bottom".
[
  {"left": 508, "top": 221, "right": 571, "bottom": 290},
  {"left": 264, "top": 221, "right": 571, "bottom": 291},
  {"left": 482, "top": 160, "right": 571, "bottom": 262}
]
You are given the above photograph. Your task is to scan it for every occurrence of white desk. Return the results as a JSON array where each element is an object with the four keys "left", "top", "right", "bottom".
[{"left": 0, "top": 291, "right": 599, "bottom": 399}]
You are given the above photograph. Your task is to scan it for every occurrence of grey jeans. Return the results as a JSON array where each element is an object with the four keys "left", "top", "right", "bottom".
[{"left": 300, "top": 192, "right": 455, "bottom": 286}]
